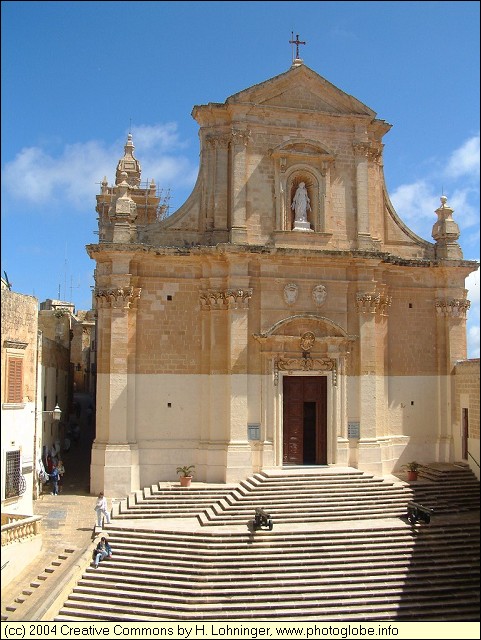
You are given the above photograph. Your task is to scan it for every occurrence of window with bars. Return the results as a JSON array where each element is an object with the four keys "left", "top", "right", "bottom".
[
  {"left": 5, "top": 450, "right": 26, "bottom": 499},
  {"left": 7, "top": 356, "right": 24, "bottom": 403}
]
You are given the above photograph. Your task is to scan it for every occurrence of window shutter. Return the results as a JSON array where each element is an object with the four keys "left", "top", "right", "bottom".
[{"left": 7, "top": 357, "right": 23, "bottom": 403}]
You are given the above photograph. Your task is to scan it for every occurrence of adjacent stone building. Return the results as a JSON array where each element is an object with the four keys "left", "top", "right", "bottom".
[
  {"left": 1, "top": 283, "right": 39, "bottom": 514},
  {"left": 88, "top": 60, "right": 477, "bottom": 496},
  {"left": 454, "top": 359, "right": 480, "bottom": 479}
]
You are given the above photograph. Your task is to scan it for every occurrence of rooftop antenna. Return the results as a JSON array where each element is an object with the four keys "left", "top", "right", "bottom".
[
  {"left": 3, "top": 271, "right": 12, "bottom": 290},
  {"left": 69, "top": 276, "right": 80, "bottom": 302},
  {"left": 63, "top": 243, "right": 68, "bottom": 301}
]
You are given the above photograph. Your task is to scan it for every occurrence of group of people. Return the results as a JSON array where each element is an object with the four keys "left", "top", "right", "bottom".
[
  {"left": 92, "top": 494, "right": 113, "bottom": 568},
  {"left": 43, "top": 447, "right": 65, "bottom": 495}
]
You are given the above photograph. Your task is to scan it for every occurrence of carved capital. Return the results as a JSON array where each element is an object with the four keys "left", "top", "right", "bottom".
[
  {"left": 353, "top": 141, "right": 371, "bottom": 157},
  {"left": 95, "top": 286, "right": 141, "bottom": 309},
  {"left": 224, "top": 288, "right": 253, "bottom": 308},
  {"left": 231, "top": 128, "right": 251, "bottom": 146},
  {"left": 356, "top": 292, "right": 392, "bottom": 315},
  {"left": 435, "top": 298, "right": 470, "bottom": 317},
  {"left": 206, "top": 134, "right": 231, "bottom": 149},
  {"left": 200, "top": 288, "right": 253, "bottom": 310}
]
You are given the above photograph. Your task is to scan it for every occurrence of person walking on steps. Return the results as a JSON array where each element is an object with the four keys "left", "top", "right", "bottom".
[
  {"left": 93, "top": 536, "right": 112, "bottom": 568},
  {"left": 94, "top": 491, "right": 111, "bottom": 527}
]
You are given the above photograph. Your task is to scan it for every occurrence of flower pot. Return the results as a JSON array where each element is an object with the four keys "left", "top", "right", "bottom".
[
  {"left": 179, "top": 476, "right": 192, "bottom": 487},
  {"left": 407, "top": 470, "right": 418, "bottom": 481}
]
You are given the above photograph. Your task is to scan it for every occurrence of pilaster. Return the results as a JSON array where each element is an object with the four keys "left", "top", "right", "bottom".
[
  {"left": 229, "top": 128, "right": 250, "bottom": 244},
  {"left": 91, "top": 276, "right": 141, "bottom": 495},
  {"left": 355, "top": 289, "right": 392, "bottom": 472}
]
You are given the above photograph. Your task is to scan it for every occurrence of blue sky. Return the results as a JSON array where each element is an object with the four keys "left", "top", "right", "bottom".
[{"left": 2, "top": 1, "right": 479, "bottom": 357}]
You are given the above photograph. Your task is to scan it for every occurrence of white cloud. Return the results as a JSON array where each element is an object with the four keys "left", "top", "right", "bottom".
[
  {"left": 132, "top": 123, "right": 190, "bottom": 153},
  {"left": 1, "top": 124, "right": 197, "bottom": 212},
  {"left": 445, "top": 134, "right": 480, "bottom": 180},
  {"left": 390, "top": 179, "right": 437, "bottom": 234},
  {"left": 390, "top": 135, "right": 480, "bottom": 240}
]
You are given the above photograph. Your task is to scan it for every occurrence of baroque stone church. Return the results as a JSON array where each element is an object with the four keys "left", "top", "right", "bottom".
[{"left": 88, "top": 57, "right": 476, "bottom": 496}]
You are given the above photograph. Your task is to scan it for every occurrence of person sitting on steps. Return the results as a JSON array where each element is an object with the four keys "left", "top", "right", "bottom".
[{"left": 93, "top": 537, "right": 112, "bottom": 568}]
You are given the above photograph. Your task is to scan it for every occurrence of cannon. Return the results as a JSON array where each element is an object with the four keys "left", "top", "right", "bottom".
[
  {"left": 407, "top": 501, "right": 433, "bottom": 525},
  {"left": 253, "top": 507, "right": 273, "bottom": 531}
]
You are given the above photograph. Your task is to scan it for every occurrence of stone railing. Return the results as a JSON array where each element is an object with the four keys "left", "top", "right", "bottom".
[{"left": 1, "top": 513, "right": 42, "bottom": 547}]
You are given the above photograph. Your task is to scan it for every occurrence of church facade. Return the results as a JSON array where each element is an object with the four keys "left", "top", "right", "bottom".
[{"left": 88, "top": 60, "right": 476, "bottom": 497}]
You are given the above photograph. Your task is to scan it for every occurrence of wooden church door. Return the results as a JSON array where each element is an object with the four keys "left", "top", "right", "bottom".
[{"left": 283, "top": 376, "right": 327, "bottom": 465}]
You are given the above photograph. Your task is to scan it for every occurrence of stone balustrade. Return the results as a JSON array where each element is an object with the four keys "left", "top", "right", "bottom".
[{"left": 1, "top": 513, "right": 42, "bottom": 546}]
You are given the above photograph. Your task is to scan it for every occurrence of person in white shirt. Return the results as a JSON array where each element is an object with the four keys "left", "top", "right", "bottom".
[{"left": 94, "top": 492, "right": 111, "bottom": 527}]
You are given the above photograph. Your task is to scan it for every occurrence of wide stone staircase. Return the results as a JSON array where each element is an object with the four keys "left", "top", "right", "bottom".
[
  {"left": 112, "top": 466, "right": 480, "bottom": 525},
  {"left": 54, "top": 465, "right": 479, "bottom": 622}
]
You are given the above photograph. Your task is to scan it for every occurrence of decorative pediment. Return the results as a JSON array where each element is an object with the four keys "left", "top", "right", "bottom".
[
  {"left": 226, "top": 64, "right": 376, "bottom": 118},
  {"left": 253, "top": 313, "right": 356, "bottom": 345}
]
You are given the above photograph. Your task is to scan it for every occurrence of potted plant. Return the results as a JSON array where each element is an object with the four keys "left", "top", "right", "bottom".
[
  {"left": 176, "top": 465, "right": 195, "bottom": 487},
  {"left": 401, "top": 461, "right": 422, "bottom": 481}
]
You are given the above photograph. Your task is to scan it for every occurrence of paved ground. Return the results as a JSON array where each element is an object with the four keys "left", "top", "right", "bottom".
[{"left": 1, "top": 393, "right": 99, "bottom": 621}]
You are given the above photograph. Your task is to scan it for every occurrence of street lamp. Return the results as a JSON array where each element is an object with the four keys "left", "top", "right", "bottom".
[
  {"left": 50, "top": 404, "right": 62, "bottom": 421},
  {"left": 33, "top": 404, "right": 62, "bottom": 421},
  {"left": 38, "top": 404, "right": 62, "bottom": 421}
]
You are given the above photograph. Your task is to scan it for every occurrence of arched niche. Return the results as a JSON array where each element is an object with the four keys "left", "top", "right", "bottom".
[{"left": 270, "top": 140, "right": 335, "bottom": 233}]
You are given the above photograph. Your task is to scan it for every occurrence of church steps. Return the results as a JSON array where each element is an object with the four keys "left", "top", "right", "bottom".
[
  {"left": 89, "top": 545, "right": 479, "bottom": 566},
  {"left": 113, "top": 469, "right": 478, "bottom": 524},
  {"left": 102, "top": 521, "right": 479, "bottom": 546},
  {"left": 63, "top": 588, "right": 481, "bottom": 614},
  {"left": 55, "top": 594, "right": 481, "bottom": 622},
  {"left": 54, "top": 469, "right": 479, "bottom": 622},
  {"left": 71, "top": 578, "right": 479, "bottom": 602},
  {"left": 81, "top": 556, "right": 478, "bottom": 578},
  {"left": 74, "top": 569, "right": 478, "bottom": 599},
  {"left": 104, "top": 529, "right": 476, "bottom": 549},
  {"left": 73, "top": 563, "right": 479, "bottom": 590}
]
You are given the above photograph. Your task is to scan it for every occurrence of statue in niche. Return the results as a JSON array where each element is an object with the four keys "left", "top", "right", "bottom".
[{"left": 291, "top": 182, "right": 311, "bottom": 223}]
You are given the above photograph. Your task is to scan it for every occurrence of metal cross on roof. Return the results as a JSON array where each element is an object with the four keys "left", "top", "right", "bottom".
[{"left": 289, "top": 32, "right": 306, "bottom": 60}]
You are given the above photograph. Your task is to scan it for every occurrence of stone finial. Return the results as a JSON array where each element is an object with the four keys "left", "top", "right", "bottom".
[
  {"left": 115, "top": 133, "right": 141, "bottom": 187},
  {"left": 431, "top": 195, "right": 463, "bottom": 260}
]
